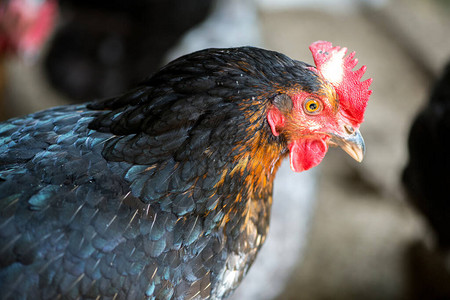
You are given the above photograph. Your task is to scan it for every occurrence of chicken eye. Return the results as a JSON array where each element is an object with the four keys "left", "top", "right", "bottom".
[{"left": 303, "top": 99, "right": 322, "bottom": 115}]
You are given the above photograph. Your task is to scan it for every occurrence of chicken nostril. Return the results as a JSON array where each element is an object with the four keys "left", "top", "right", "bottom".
[{"left": 344, "top": 125, "right": 355, "bottom": 135}]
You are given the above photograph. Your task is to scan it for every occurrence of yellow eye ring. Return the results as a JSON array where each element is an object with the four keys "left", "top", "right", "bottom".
[{"left": 303, "top": 99, "right": 322, "bottom": 115}]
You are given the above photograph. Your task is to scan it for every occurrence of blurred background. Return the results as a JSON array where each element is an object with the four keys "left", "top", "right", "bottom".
[{"left": 1, "top": 0, "right": 450, "bottom": 299}]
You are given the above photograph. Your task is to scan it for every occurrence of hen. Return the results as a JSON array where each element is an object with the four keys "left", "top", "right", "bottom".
[
  {"left": 0, "top": 41, "right": 372, "bottom": 299},
  {"left": 403, "top": 62, "right": 450, "bottom": 249},
  {"left": 0, "top": 0, "right": 58, "bottom": 120},
  {"left": 0, "top": 0, "right": 57, "bottom": 58},
  {"left": 402, "top": 61, "right": 450, "bottom": 300}
]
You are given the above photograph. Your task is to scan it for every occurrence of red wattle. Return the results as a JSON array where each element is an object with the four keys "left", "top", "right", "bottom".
[{"left": 288, "top": 139, "right": 328, "bottom": 172}]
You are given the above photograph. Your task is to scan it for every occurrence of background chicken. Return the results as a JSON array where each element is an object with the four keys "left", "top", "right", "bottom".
[
  {"left": 0, "top": 41, "right": 371, "bottom": 299},
  {"left": 0, "top": 0, "right": 57, "bottom": 58},
  {"left": 403, "top": 62, "right": 450, "bottom": 250},
  {"left": 402, "top": 61, "right": 450, "bottom": 299},
  {"left": 0, "top": 0, "right": 58, "bottom": 119}
]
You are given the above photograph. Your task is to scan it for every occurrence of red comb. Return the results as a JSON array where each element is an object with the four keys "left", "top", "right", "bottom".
[{"left": 309, "top": 40, "right": 372, "bottom": 125}]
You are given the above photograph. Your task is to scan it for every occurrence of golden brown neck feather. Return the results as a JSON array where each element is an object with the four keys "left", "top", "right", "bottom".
[{"left": 216, "top": 100, "right": 287, "bottom": 200}]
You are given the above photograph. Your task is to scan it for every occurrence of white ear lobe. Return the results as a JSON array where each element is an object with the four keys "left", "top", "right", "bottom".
[
  {"left": 320, "top": 47, "right": 346, "bottom": 85},
  {"left": 267, "top": 107, "right": 284, "bottom": 137}
]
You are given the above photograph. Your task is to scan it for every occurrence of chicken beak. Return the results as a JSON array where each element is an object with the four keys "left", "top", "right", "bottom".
[{"left": 329, "top": 128, "right": 365, "bottom": 162}]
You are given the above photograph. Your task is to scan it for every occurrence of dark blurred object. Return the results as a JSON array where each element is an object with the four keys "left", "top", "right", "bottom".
[
  {"left": 403, "top": 61, "right": 450, "bottom": 250},
  {"left": 405, "top": 241, "right": 450, "bottom": 300},
  {"left": 44, "top": 0, "right": 213, "bottom": 101},
  {"left": 403, "top": 61, "right": 450, "bottom": 299}
]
